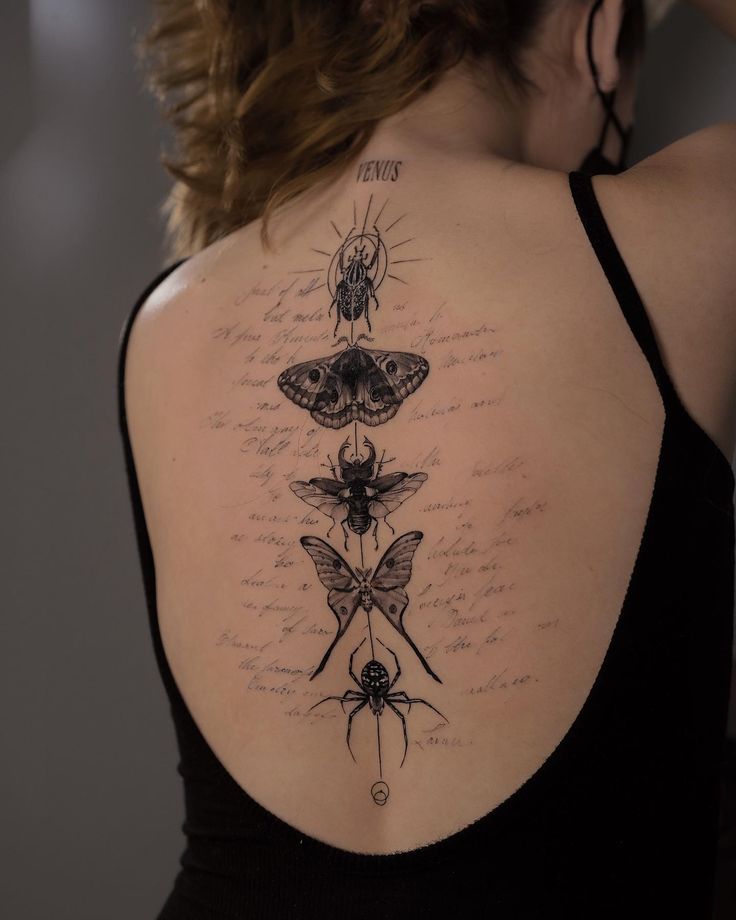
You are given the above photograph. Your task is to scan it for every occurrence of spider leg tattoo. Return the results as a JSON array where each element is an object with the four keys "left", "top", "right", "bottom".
[
  {"left": 307, "top": 640, "right": 370, "bottom": 762},
  {"left": 378, "top": 640, "right": 448, "bottom": 767},
  {"left": 307, "top": 637, "right": 448, "bottom": 768}
]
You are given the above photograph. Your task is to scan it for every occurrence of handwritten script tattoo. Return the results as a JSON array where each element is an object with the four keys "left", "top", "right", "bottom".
[{"left": 209, "top": 192, "right": 544, "bottom": 809}]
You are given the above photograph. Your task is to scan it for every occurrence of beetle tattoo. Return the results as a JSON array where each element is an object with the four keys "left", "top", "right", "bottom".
[
  {"left": 289, "top": 436, "right": 428, "bottom": 549},
  {"left": 269, "top": 198, "right": 447, "bottom": 804},
  {"left": 328, "top": 226, "right": 383, "bottom": 335}
]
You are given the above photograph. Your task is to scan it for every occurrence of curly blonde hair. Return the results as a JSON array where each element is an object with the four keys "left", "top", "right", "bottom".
[{"left": 140, "top": 0, "right": 645, "bottom": 257}]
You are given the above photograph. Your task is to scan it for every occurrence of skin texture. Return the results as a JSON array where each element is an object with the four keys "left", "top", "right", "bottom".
[{"left": 124, "top": 0, "right": 736, "bottom": 854}]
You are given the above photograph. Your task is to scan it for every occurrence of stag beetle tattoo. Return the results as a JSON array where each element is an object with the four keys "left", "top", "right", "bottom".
[
  {"left": 269, "top": 198, "right": 447, "bottom": 805},
  {"left": 289, "top": 436, "right": 428, "bottom": 549}
]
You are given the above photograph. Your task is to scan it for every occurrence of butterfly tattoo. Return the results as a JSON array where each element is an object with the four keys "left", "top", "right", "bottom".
[
  {"left": 299, "top": 530, "right": 441, "bottom": 683},
  {"left": 277, "top": 334, "right": 429, "bottom": 429}
]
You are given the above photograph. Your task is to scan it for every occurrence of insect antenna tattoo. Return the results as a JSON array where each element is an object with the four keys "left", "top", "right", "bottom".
[
  {"left": 273, "top": 200, "right": 445, "bottom": 806},
  {"left": 288, "top": 422, "right": 428, "bottom": 556}
]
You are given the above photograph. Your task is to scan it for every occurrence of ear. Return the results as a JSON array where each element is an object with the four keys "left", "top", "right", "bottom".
[{"left": 572, "top": 0, "right": 626, "bottom": 94}]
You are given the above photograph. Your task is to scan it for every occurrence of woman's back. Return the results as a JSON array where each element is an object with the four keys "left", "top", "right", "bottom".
[{"left": 120, "top": 138, "right": 736, "bottom": 915}]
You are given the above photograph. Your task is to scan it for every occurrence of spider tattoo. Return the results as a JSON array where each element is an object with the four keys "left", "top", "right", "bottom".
[{"left": 307, "top": 637, "right": 448, "bottom": 767}]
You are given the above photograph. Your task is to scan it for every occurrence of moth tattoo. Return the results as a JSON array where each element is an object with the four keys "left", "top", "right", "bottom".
[
  {"left": 289, "top": 436, "right": 428, "bottom": 549},
  {"left": 265, "top": 201, "right": 447, "bottom": 804},
  {"left": 277, "top": 334, "right": 429, "bottom": 429},
  {"left": 299, "top": 530, "right": 441, "bottom": 683}
]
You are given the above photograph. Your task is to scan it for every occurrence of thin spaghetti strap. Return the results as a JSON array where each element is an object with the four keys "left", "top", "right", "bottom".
[{"left": 568, "top": 170, "right": 679, "bottom": 410}]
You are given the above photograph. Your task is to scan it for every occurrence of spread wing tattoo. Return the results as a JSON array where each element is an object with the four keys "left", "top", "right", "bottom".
[
  {"left": 299, "top": 535, "right": 363, "bottom": 681},
  {"left": 277, "top": 337, "right": 429, "bottom": 429},
  {"left": 289, "top": 470, "right": 428, "bottom": 548},
  {"left": 299, "top": 531, "right": 441, "bottom": 682},
  {"left": 368, "top": 531, "right": 441, "bottom": 682}
]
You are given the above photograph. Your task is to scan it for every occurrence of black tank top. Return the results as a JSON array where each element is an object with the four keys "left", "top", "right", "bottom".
[{"left": 117, "top": 171, "right": 735, "bottom": 919}]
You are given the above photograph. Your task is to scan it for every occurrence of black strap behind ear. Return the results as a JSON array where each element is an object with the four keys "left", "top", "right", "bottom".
[{"left": 585, "top": 0, "right": 630, "bottom": 157}]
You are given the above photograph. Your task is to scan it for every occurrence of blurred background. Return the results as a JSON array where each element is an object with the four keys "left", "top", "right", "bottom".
[{"left": 1, "top": 2, "right": 734, "bottom": 918}]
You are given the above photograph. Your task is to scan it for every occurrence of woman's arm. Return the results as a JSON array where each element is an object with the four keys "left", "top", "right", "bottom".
[{"left": 686, "top": 0, "right": 736, "bottom": 40}]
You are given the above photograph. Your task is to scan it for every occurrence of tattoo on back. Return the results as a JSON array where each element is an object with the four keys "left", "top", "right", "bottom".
[{"left": 278, "top": 195, "right": 447, "bottom": 806}]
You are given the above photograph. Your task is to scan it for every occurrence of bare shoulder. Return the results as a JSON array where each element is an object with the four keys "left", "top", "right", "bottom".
[
  {"left": 122, "top": 232, "right": 251, "bottom": 423},
  {"left": 633, "top": 120, "right": 736, "bottom": 172},
  {"left": 615, "top": 121, "right": 736, "bottom": 315},
  {"left": 124, "top": 254, "right": 209, "bottom": 378},
  {"left": 588, "top": 123, "right": 736, "bottom": 460},
  {"left": 633, "top": 120, "right": 736, "bottom": 179},
  {"left": 624, "top": 120, "right": 736, "bottom": 210},
  {"left": 122, "top": 259, "right": 194, "bottom": 444}
]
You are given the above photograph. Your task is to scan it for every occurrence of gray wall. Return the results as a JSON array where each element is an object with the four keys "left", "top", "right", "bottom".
[{"left": 1, "top": 3, "right": 734, "bottom": 918}]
